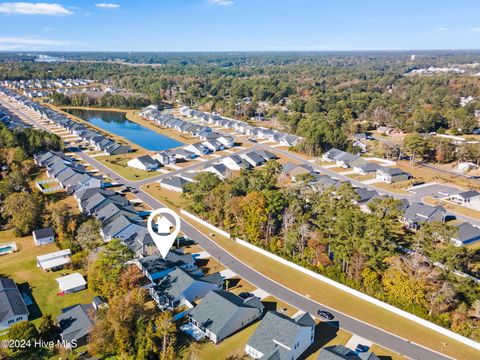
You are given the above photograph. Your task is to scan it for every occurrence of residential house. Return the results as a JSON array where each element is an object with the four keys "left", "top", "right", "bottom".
[
  {"left": 203, "top": 163, "right": 230, "bottom": 180},
  {"left": 376, "top": 167, "right": 412, "bottom": 184},
  {"left": 352, "top": 163, "right": 382, "bottom": 176},
  {"left": 184, "top": 143, "right": 210, "bottom": 156},
  {"left": 57, "top": 302, "right": 96, "bottom": 347},
  {"left": 241, "top": 151, "right": 266, "bottom": 167},
  {"left": 451, "top": 222, "right": 480, "bottom": 246},
  {"left": 135, "top": 250, "right": 196, "bottom": 282},
  {"left": 159, "top": 176, "right": 192, "bottom": 192},
  {"left": 222, "top": 155, "right": 251, "bottom": 171},
  {"left": 448, "top": 190, "right": 480, "bottom": 208},
  {"left": 127, "top": 155, "right": 160, "bottom": 171},
  {"left": 149, "top": 267, "right": 223, "bottom": 309},
  {"left": 0, "top": 277, "right": 29, "bottom": 330},
  {"left": 152, "top": 151, "right": 176, "bottom": 166},
  {"left": 282, "top": 162, "right": 316, "bottom": 181},
  {"left": 401, "top": 202, "right": 446, "bottom": 230},
  {"left": 173, "top": 148, "right": 196, "bottom": 161},
  {"left": 189, "top": 290, "right": 264, "bottom": 344},
  {"left": 32, "top": 227, "right": 55, "bottom": 246},
  {"left": 322, "top": 148, "right": 344, "bottom": 162},
  {"left": 245, "top": 311, "right": 315, "bottom": 360}
]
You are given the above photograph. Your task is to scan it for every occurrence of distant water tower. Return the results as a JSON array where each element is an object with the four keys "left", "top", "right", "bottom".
[{"left": 410, "top": 54, "right": 416, "bottom": 61}]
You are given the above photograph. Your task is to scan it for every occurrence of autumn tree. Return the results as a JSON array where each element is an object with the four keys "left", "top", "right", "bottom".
[{"left": 2, "top": 192, "right": 44, "bottom": 236}]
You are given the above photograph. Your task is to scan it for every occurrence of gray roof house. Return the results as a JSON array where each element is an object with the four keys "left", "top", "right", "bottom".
[
  {"left": 241, "top": 151, "right": 266, "bottom": 167},
  {"left": 401, "top": 202, "right": 446, "bottom": 230},
  {"left": 189, "top": 290, "right": 264, "bottom": 344},
  {"left": 57, "top": 303, "right": 96, "bottom": 347},
  {"left": 0, "top": 277, "right": 29, "bottom": 330},
  {"left": 135, "top": 250, "right": 196, "bottom": 281},
  {"left": 317, "top": 345, "right": 380, "bottom": 360},
  {"left": 159, "top": 176, "right": 192, "bottom": 193},
  {"left": 448, "top": 190, "right": 480, "bottom": 206},
  {"left": 149, "top": 267, "right": 223, "bottom": 309},
  {"left": 451, "top": 222, "right": 480, "bottom": 246},
  {"left": 245, "top": 311, "right": 315, "bottom": 360},
  {"left": 375, "top": 167, "right": 412, "bottom": 184},
  {"left": 352, "top": 162, "right": 382, "bottom": 175}
]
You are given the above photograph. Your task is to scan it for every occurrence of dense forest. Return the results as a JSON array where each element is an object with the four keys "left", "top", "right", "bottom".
[
  {"left": 183, "top": 165, "right": 480, "bottom": 340},
  {"left": 2, "top": 51, "right": 480, "bottom": 155}
]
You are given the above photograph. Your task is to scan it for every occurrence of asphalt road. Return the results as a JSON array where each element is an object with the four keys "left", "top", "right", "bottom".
[{"left": 0, "top": 95, "right": 463, "bottom": 360}]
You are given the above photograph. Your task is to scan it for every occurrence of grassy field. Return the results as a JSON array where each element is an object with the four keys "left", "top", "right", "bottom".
[
  {"left": 370, "top": 181, "right": 410, "bottom": 194},
  {"left": 95, "top": 153, "right": 161, "bottom": 181},
  {"left": 347, "top": 173, "right": 375, "bottom": 181},
  {"left": 0, "top": 230, "right": 95, "bottom": 326}
]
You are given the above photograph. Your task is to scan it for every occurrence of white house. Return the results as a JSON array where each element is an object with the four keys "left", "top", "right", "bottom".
[
  {"left": 159, "top": 176, "right": 192, "bottom": 192},
  {"left": 37, "top": 249, "right": 72, "bottom": 271},
  {"left": 32, "top": 227, "right": 55, "bottom": 246},
  {"left": 184, "top": 143, "right": 210, "bottom": 156},
  {"left": 56, "top": 273, "right": 87, "bottom": 294},
  {"left": 216, "top": 135, "right": 234, "bottom": 148},
  {"left": 127, "top": 155, "right": 159, "bottom": 171},
  {"left": 245, "top": 311, "right": 315, "bottom": 360},
  {"left": 0, "top": 277, "right": 29, "bottom": 330},
  {"left": 188, "top": 290, "right": 264, "bottom": 344}
]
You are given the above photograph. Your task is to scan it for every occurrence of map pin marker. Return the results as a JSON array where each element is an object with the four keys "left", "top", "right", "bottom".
[{"left": 147, "top": 208, "right": 181, "bottom": 258}]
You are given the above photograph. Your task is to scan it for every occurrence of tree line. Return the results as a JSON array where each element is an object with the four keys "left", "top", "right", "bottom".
[{"left": 182, "top": 163, "right": 480, "bottom": 340}]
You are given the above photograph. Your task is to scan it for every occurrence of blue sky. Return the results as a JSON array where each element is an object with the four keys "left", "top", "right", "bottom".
[{"left": 1, "top": 0, "right": 480, "bottom": 51}]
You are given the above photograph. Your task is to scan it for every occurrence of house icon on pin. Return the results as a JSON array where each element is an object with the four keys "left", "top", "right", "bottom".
[{"left": 156, "top": 215, "right": 173, "bottom": 235}]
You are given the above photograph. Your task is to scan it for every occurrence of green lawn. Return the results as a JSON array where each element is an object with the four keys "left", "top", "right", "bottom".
[
  {"left": 96, "top": 154, "right": 160, "bottom": 181},
  {"left": 0, "top": 230, "right": 95, "bottom": 326}
]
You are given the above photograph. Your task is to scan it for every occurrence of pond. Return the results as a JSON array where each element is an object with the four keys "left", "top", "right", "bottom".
[{"left": 65, "top": 109, "right": 183, "bottom": 151}]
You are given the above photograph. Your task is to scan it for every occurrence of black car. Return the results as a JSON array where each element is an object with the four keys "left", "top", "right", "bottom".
[
  {"left": 317, "top": 310, "right": 334, "bottom": 320},
  {"left": 238, "top": 292, "right": 254, "bottom": 299}
]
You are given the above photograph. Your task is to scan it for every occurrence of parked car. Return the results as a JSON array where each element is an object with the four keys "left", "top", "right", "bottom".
[
  {"left": 127, "top": 186, "right": 138, "bottom": 193},
  {"left": 248, "top": 138, "right": 257, "bottom": 143},
  {"left": 317, "top": 310, "right": 334, "bottom": 320}
]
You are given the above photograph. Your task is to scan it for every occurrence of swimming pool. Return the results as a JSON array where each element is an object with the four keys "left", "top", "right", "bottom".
[{"left": 0, "top": 242, "right": 17, "bottom": 255}]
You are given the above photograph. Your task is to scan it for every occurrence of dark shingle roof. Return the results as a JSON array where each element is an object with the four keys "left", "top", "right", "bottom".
[
  {"left": 247, "top": 311, "right": 315, "bottom": 360},
  {"left": 57, "top": 304, "right": 94, "bottom": 344},
  {"left": 33, "top": 227, "right": 55, "bottom": 239},
  {"left": 0, "top": 277, "right": 29, "bottom": 323},
  {"left": 189, "top": 290, "right": 264, "bottom": 336}
]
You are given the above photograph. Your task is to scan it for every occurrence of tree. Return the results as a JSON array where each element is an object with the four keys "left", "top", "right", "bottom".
[
  {"left": 7, "top": 321, "right": 38, "bottom": 352},
  {"left": 76, "top": 218, "right": 102, "bottom": 249},
  {"left": 2, "top": 192, "right": 44, "bottom": 236},
  {"left": 87, "top": 239, "right": 133, "bottom": 298},
  {"left": 403, "top": 134, "right": 429, "bottom": 163},
  {"left": 38, "top": 314, "right": 60, "bottom": 342},
  {"left": 150, "top": 311, "right": 177, "bottom": 360}
]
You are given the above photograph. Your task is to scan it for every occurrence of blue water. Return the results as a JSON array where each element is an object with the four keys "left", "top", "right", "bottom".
[
  {"left": 0, "top": 246, "right": 13, "bottom": 253},
  {"left": 65, "top": 109, "right": 183, "bottom": 151}
]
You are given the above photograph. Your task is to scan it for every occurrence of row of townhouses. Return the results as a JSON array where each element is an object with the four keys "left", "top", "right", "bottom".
[
  {"left": 0, "top": 86, "right": 131, "bottom": 155},
  {"left": 178, "top": 105, "right": 302, "bottom": 146}
]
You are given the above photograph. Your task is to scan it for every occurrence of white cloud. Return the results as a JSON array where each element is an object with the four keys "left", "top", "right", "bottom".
[
  {"left": 0, "top": 36, "right": 71, "bottom": 46},
  {"left": 434, "top": 27, "right": 448, "bottom": 32},
  {"left": 208, "top": 0, "right": 234, "bottom": 6},
  {"left": 471, "top": 27, "right": 480, "bottom": 32},
  {"left": 0, "top": 2, "right": 73, "bottom": 15},
  {"left": 95, "top": 3, "right": 119, "bottom": 9}
]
